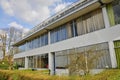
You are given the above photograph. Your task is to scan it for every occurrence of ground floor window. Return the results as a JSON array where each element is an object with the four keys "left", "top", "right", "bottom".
[
  {"left": 28, "top": 54, "right": 48, "bottom": 68},
  {"left": 14, "top": 57, "right": 25, "bottom": 68},
  {"left": 55, "top": 50, "right": 68, "bottom": 69},
  {"left": 55, "top": 42, "right": 112, "bottom": 74}
]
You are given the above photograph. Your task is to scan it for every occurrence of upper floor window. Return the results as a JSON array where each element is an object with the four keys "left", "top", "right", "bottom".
[
  {"left": 76, "top": 9, "right": 105, "bottom": 36},
  {"left": 107, "top": 0, "right": 120, "bottom": 26},
  {"left": 70, "top": 20, "right": 78, "bottom": 37},
  {"left": 113, "top": 0, "right": 120, "bottom": 24},
  {"left": 18, "top": 33, "right": 48, "bottom": 53},
  {"left": 50, "top": 25, "right": 67, "bottom": 44}
]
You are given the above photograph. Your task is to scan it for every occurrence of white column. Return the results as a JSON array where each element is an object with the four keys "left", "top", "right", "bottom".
[
  {"left": 48, "top": 31, "right": 50, "bottom": 45},
  {"left": 102, "top": 7, "right": 117, "bottom": 68},
  {"left": 25, "top": 56, "right": 28, "bottom": 69},
  {"left": 48, "top": 31, "right": 55, "bottom": 75},
  {"left": 48, "top": 52, "right": 55, "bottom": 75},
  {"left": 102, "top": 6, "right": 110, "bottom": 28},
  {"left": 108, "top": 41, "right": 117, "bottom": 68}
]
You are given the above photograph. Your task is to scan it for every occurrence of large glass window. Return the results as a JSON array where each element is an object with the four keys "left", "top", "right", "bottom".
[
  {"left": 55, "top": 42, "right": 111, "bottom": 71},
  {"left": 26, "top": 33, "right": 48, "bottom": 50},
  {"left": 17, "top": 33, "right": 48, "bottom": 53},
  {"left": 70, "top": 20, "right": 78, "bottom": 37},
  {"left": 14, "top": 58, "right": 25, "bottom": 68},
  {"left": 76, "top": 9, "right": 105, "bottom": 35},
  {"left": 37, "top": 55, "right": 48, "bottom": 68},
  {"left": 50, "top": 25, "right": 67, "bottom": 43},
  {"left": 112, "top": 0, "right": 120, "bottom": 24},
  {"left": 28, "top": 54, "right": 48, "bottom": 68},
  {"left": 67, "top": 23, "right": 72, "bottom": 38},
  {"left": 18, "top": 43, "right": 26, "bottom": 53},
  {"left": 55, "top": 50, "right": 68, "bottom": 69},
  {"left": 107, "top": 0, "right": 120, "bottom": 26}
]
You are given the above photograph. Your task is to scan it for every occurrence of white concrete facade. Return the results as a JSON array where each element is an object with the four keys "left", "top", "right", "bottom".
[
  {"left": 14, "top": 24, "right": 120, "bottom": 74},
  {"left": 14, "top": 24, "right": 120, "bottom": 59},
  {"left": 13, "top": 0, "right": 119, "bottom": 75}
]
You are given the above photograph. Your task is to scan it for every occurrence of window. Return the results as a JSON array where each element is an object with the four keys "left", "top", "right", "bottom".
[
  {"left": 50, "top": 25, "right": 68, "bottom": 43},
  {"left": 76, "top": 42, "right": 111, "bottom": 69},
  {"left": 55, "top": 42, "right": 111, "bottom": 70},
  {"left": 18, "top": 43, "right": 26, "bottom": 53},
  {"left": 55, "top": 50, "right": 68, "bottom": 69},
  {"left": 15, "top": 58, "right": 25, "bottom": 68},
  {"left": 107, "top": 0, "right": 120, "bottom": 26},
  {"left": 112, "top": 0, "right": 120, "bottom": 24},
  {"left": 67, "top": 23, "right": 72, "bottom": 38},
  {"left": 18, "top": 33, "right": 48, "bottom": 53},
  {"left": 28, "top": 54, "right": 48, "bottom": 68},
  {"left": 70, "top": 20, "right": 78, "bottom": 37},
  {"left": 76, "top": 9, "right": 105, "bottom": 35},
  {"left": 37, "top": 33, "right": 48, "bottom": 47}
]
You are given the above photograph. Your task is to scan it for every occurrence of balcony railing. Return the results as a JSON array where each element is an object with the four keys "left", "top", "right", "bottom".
[{"left": 18, "top": 0, "right": 94, "bottom": 42}]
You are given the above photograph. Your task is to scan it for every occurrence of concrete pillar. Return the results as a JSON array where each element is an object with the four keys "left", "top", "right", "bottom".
[
  {"left": 102, "top": 6, "right": 110, "bottom": 28},
  {"left": 108, "top": 41, "right": 117, "bottom": 68},
  {"left": 48, "top": 31, "right": 55, "bottom": 75},
  {"left": 25, "top": 42, "right": 27, "bottom": 51},
  {"left": 48, "top": 52, "right": 55, "bottom": 75},
  {"left": 25, "top": 56, "right": 29, "bottom": 69},
  {"left": 102, "top": 6, "right": 117, "bottom": 68},
  {"left": 48, "top": 31, "right": 50, "bottom": 45}
]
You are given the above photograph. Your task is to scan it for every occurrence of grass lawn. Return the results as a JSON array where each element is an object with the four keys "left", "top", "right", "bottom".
[{"left": 0, "top": 69, "right": 120, "bottom": 80}]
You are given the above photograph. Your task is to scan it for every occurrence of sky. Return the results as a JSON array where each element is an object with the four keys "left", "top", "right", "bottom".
[{"left": 0, "top": 0, "right": 78, "bottom": 33}]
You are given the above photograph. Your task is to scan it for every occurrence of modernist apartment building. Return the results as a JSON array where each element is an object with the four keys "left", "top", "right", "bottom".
[{"left": 13, "top": 0, "right": 120, "bottom": 75}]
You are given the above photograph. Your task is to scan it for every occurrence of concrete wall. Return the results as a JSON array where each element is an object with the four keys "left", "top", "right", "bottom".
[{"left": 56, "top": 69, "right": 69, "bottom": 76}]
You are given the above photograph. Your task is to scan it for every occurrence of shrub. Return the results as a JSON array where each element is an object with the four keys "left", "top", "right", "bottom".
[{"left": 0, "top": 60, "right": 9, "bottom": 70}]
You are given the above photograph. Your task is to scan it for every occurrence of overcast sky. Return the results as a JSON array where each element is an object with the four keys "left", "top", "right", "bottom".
[{"left": 0, "top": 0, "right": 78, "bottom": 32}]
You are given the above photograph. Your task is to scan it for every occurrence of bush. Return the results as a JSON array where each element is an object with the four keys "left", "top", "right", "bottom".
[{"left": 0, "top": 60, "right": 9, "bottom": 70}]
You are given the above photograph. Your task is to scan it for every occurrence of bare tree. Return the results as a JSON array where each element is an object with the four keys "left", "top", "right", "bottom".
[
  {"left": 7, "top": 27, "right": 23, "bottom": 69},
  {"left": 0, "top": 32, "right": 7, "bottom": 60},
  {"left": 8, "top": 27, "right": 22, "bottom": 55},
  {"left": 0, "top": 27, "right": 23, "bottom": 69}
]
